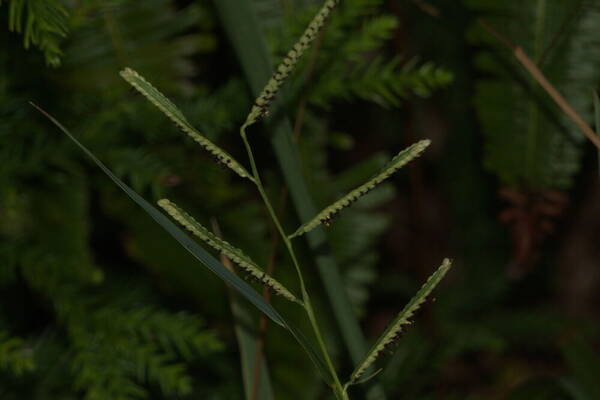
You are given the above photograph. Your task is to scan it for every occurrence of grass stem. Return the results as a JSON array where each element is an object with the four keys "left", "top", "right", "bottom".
[{"left": 240, "top": 126, "right": 346, "bottom": 398}]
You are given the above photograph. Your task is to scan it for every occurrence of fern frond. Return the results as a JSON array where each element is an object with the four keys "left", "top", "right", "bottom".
[
  {"left": 311, "top": 56, "right": 453, "bottom": 108},
  {"left": 68, "top": 301, "right": 223, "bottom": 400},
  {"left": 0, "top": 332, "right": 35, "bottom": 376},
  {"left": 468, "top": 0, "right": 600, "bottom": 189},
  {"left": 120, "top": 68, "right": 253, "bottom": 181},
  {"left": 290, "top": 139, "right": 430, "bottom": 238},
  {"left": 2, "top": 0, "right": 69, "bottom": 66},
  {"left": 243, "top": 0, "right": 340, "bottom": 127},
  {"left": 346, "top": 258, "right": 452, "bottom": 386},
  {"left": 158, "top": 199, "right": 301, "bottom": 304},
  {"left": 268, "top": 1, "right": 452, "bottom": 109}
]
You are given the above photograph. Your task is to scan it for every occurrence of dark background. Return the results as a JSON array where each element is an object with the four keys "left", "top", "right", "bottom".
[{"left": 1, "top": 0, "right": 599, "bottom": 399}]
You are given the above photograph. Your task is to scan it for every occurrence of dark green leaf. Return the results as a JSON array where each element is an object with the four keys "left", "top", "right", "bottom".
[
  {"left": 31, "top": 102, "right": 285, "bottom": 327},
  {"left": 32, "top": 102, "right": 333, "bottom": 384}
]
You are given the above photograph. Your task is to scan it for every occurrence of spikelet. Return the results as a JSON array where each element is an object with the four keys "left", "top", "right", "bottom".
[
  {"left": 289, "top": 139, "right": 430, "bottom": 239},
  {"left": 348, "top": 258, "right": 451, "bottom": 385},
  {"left": 242, "top": 0, "right": 340, "bottom": 128},
  {"left": 120, "top": 68, "right": 253, "bottom": 181},
  {"left": 158, "top": 199, "right": 301, "bottom": 304}
]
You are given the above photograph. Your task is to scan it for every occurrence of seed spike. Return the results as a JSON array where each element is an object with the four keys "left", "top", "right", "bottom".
[
  {"left": 242, "top": 0, "right": 340, "bottom": 128},
  {"left": 158, "top": 199, "right": 301, "bottom": 304},
  {"left": 347, "top": 258, "right": 451, "bottom": 385},
  {"left": 120, "top": 68, "right": 253, "bottom": 181},
  {"left": 290, "top": 140, "right": 431, "bottom": 239}
]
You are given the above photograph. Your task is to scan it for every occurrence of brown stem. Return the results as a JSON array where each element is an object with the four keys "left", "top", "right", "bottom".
[{"left": 479, "top": 19, "right": 600, "bottom": 150}]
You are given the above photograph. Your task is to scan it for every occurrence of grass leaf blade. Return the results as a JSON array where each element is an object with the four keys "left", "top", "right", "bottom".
[
  {"left": 31, "top": 102, "right": 284, "bottom": 326},
  {"left": 33, "top": 103, "right": 335, "bottom": 383}
]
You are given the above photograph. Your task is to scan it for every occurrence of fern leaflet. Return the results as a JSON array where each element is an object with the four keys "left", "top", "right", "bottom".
[
  {"left": 0, "top": 332, "right": 35, "bottom": 376},
  {"left": 1, "top": 0, "right": 69, "bottom": 66}
]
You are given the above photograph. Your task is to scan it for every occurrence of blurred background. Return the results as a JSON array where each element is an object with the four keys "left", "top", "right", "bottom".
[{"left": 1, "top": 0, "right": 600, "bottom": 399}]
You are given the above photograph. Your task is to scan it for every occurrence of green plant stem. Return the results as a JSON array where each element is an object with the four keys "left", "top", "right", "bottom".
[
  {"left": 215, "top": 1, "right": 385, "bottom": 396},
  {"left": 240, "top": 127, "right": 346, "bottom": 399}
]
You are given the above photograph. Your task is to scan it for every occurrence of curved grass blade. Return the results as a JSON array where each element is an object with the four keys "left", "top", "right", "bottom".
[
  {"left": 32, "top": 103, "right": 333, "bottom": 384},
  {"left": 242, "top": 0, "right": 340, "bottom": 128},
  {"left": 120, "top": 68, "right": 253, "bottom": 181},
  {"left": 347, "top": 258, "right": 451, "bottom": 386},
  {"left": 159, "top": 199, "right": 301, "bottom": 304},
  {"left": 31, "top": 102, "right": 282, "bottom": 325},
  {"left": 290, "top": 140, "right": 431, "bottom": 239}
]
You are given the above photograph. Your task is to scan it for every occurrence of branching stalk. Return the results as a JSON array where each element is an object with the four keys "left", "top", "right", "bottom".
[{"left": 240, "top": 127, "right": 346, "bottom": 399}]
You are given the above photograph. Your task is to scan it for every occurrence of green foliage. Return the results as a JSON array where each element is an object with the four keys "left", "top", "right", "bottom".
[
  {"left": 37, "top": 1, "right": 454, "bottom": 398},
  {"left": 1, "top": 0, "right": 69, "bottom": 66},
  {"left": 36, "top": 106, "right": 291, "bottom": 327},
  {"left": 0, "top": 332, "right": 35, "bottom": 376},
  {"left": 67, "top": 304, "right": 223, "bottom": 400},
  {"left": 313, "top": 57, "right": 453, "bottom": 108},
  {"left": 0, "top": 159, "right": 224, "bottom": 398},
  {"left": 0, "top": 1, "right": 235, "bottom": 399},
  {"left": 467, "top": 0, "right": 600, "bottom": 189}
]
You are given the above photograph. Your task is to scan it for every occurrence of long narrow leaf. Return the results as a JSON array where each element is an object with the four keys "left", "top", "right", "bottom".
[
  {"left": 347, "top": 258, "right": 452, "bottom": 386},
  {"left": 290, "top": 140, "right": 431, "bottom": 238},
  {"left": 31, "top": 102, "right": 283, "bottom": 325},
  {"left": 32, "top": 103, "right": 333, "bottom": 384}
]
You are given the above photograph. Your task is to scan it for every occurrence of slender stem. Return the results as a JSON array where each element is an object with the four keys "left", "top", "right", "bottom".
[
  {"left": 240, "top": 127, "right": 346, "bottom": 398},
  {"left": 479, "top": 19, "right": 600, "bottom": 150},
  {"left": 240, "top": 127, "right": 308, "bottom": 294}
]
